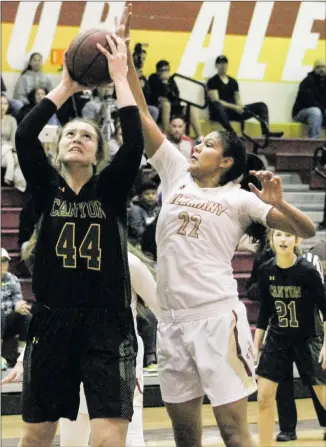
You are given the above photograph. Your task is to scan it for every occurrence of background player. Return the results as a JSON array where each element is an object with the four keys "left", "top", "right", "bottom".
[
  {"left": 254, "top": 229, "right": 326, "bottom": 446},
  {"left": 108, "top": 6, "right": 317, "bottom": 447},
  {"left": 3, "top": 244, "right": 159, "bottom": 447},
  {"left": 15, "top": 34, "right": 144, "bottom": 447}
]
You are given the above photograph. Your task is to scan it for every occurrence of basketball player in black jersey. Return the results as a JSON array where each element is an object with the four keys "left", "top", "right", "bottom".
[
  {"left": 15, "top": 35, "right": 143, "bottom": 447},
  {"left": 254, "top": 230, "right": 326, "bottom": 446}
]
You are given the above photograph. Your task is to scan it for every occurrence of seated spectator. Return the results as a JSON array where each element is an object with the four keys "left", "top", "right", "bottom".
[
  {"left": 128, "top": 181, "right": 160, "bottom": 245},
  {"left": 148, "top": 60, "right": 203, "bottom": 138},
  {"left": 82, "top": 84, "right": 118, "bottom": 141},
  {"left": 133, "top": 43, "right": 160, "bottom": 122},
  {"left": 207, "top": 55, "right": 283, "bottom": 138},
  {"left": 1, "top": 248, "right": 31, "bottom": 369},
  {"left": 13, "top": 52, "right": 53, "bottom": 111},
  {"left": 166, "top": 115, "right": 194, "bottom": 161},
  {"left": 17, "top": 87, "right": 60, "bottom": 126},
  {"left": 292, "top": 59, "right": 326, "bottom": 139},
  {"left": 1, "top": 94, "right": 26, "bottom": 192}
]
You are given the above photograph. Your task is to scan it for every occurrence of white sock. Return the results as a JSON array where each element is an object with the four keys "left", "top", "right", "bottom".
[
  {"left": 126, "top": 406, "right": 145, "bottom": 447},
  {"left": 60, "top": 413, "right": 90, "bottom": 446}
]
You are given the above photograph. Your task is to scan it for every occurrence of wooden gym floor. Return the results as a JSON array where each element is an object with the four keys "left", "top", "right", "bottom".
[{"left": 1, "top": 400, "right": 323, "bottom": 446}]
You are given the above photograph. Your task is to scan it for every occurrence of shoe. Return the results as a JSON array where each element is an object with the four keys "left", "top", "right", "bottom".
[
  {"left": 268, "top": 131, "right": 284, "bottom": 138},
  {"left": 1, "top": 357, "right": 8, "bottom": 371},
  {"left": 276, "top": 431, "right": 297, "bottom": 442},
  {"left": 143, "top": 362, "right": 158, "bottom": 375}
]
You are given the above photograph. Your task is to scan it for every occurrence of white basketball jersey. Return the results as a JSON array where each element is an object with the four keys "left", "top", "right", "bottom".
[{"left": 150, "top": 139, "right": 272, "bottom": 311}]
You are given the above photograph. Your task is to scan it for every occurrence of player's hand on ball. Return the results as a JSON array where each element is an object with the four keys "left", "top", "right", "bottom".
[
  {"left": 319, "top": 345, "right": 326, "bottom": 370},
  {"left": 61, "top": 53, "right": 90, "bottom": 93},
  {"left": 1, "top": 361, "right": 24, "bottom": 384},
  {"left": 15, "top": 300, "right": 31, "bottom": 316},
  {"left": 97, "top": 34, "right": 128, "bottom": 81},
  {"left": 248, "top": 171, "right": 283, "bottom": 206},
  {"left": 114, "top": 4, "right": 132, "bottom": 44}
]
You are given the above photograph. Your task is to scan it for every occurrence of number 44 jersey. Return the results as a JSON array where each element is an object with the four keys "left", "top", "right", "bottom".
[
  {"left": 257, "top": 257, "right": 326, "bottom": 339},
  {"left": 32, "top": 181, "right": 130, "bottom": 309}
]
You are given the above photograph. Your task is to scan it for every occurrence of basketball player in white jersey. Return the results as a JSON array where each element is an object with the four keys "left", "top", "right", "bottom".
[
  {"left": 105, "top": 6, "right": 317, "bottom": 447},
  {"left": 2, "top": 247, "right": 159, "bottom": 447}
]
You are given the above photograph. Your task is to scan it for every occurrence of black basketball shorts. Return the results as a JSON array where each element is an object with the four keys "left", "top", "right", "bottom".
[
  {"left": 256, "top": 330, "right": 326, "bottom": 385},
  {"left": 22, "top": 302, "right": 137, "bottom": 423}
]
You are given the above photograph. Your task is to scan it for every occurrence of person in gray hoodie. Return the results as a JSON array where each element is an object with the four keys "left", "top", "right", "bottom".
[{"left": 13, "top": 52, "right": 53, "bottom": 111}]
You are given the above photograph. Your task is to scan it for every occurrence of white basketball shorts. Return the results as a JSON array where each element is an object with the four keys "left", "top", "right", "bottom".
[{"left": 157, "top": 300, "right": 257, "bottom": 407}]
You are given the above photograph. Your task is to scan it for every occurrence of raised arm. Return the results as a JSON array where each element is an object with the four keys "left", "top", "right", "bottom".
[
  {"left": 249, "top": 170, "right": 316, "bottom": 239},
  {"left": 15, "top": 61, "right": 86, "bottom": 214},
  {"left": 114, "top": 6, "right": 165, "bottom": 158},
  {"left": 96, "top": 34, "right": 144, "bottom": 202}
]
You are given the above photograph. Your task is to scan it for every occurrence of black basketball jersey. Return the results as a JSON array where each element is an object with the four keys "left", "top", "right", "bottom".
[
  {"left": 256, "top": 256, "right": 326, "bottom": 339},
  {"left": 16, "top": 98, "right": 144, "bottom": 310}
]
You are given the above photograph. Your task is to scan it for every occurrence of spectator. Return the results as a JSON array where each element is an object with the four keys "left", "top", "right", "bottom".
[
  {"left": 13, "top": 52, "right": 53, "bottom": 110},
  {"left": 292, "top": 59, "right": 326, "bottom": 139},
  {"left": 148, "top": 60, "right": 203, "bottom": 138},
  {"left": 166, "top": 115, "right": 194, "bottom": 161},
  {"left": 17, "top": 87, "right": 60, "bottom": 126},
  {"left": 82, "top": 83, "right": 118, "bottom": 141},
  {"left": 1, "top": 248, "right": 31, "bottom": 369},
  {"left": 207, "top": 55, "right": 283, "bottom": 138},
  {"left": 1, "top": 94, "right": 26, "bottom": 192},
  {"left": 128, "top": 181, "right": 160, "bottom": 245},
  {"left": 132, "top": 43, "right": 160, "bottom": 122}
]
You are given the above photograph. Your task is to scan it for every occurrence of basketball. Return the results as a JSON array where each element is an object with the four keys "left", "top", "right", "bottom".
[{"left": 66, "top": 29, "right": 112, "bottom": 87}]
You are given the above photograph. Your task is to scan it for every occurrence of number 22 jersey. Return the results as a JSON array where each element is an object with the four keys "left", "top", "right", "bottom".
[{"left": 149, "top": 139, "right": 272, "bottom": 311}]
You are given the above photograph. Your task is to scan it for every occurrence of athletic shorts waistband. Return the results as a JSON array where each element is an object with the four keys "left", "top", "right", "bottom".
[{"left": 159, "top": 298, "right": 240, "bottom": 322}]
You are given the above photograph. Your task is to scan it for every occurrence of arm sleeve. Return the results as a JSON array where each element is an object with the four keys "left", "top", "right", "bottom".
[
  {"left": 98, "top": 106, "right": 144, "bottom": 204},
  {"left": 12, "top": 276, "right": 23, "bottom": 308},
  {"left": 149, "top": 138, "right": 189, "bottom": 200},
  {"left": 256, "top": 270, "right": 273, "bottom": 330},
  {"left": 15, "top": 98, "right": 58, "bottom": 214},
  {"left": 207, "top": 76, "right": 216, "bottom": 91},
  {"left": 306, "top": 266, "right": 326, "bottom": 321},
  {"left": 129, "top": 254, "right": 160, "bottom": 318},
  {"left": 238, "top": 190, "right": 273, "bottom": 228},
  {"left": 234, "top": 79, "right": 240, "bottom": 92}
]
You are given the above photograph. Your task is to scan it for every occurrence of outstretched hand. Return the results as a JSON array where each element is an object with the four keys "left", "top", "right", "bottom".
[
  {"left": 97, "top": 34, "right": 128, "bottom": 81},
  {"left": 60, "top": 52, "right": 90, "bottom": 94},
  {"left": 114, "top": 4, "right": 132, "bottom": 44},
  {"left": 248, "top": 170, "right": 284, "bottom": 206}
]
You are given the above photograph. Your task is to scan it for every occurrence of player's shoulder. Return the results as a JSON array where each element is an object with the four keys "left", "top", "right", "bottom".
[
  {"left": 297, "top": 255, "right": 319, "bottom": 272},
  {"left": 258, "top": 256, "right": 274, "bottom": 271}
]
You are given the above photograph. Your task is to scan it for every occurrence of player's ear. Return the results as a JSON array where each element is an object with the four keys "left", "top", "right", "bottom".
[{"left": 219, "top": 156, "right": 233, "bottom": 170}]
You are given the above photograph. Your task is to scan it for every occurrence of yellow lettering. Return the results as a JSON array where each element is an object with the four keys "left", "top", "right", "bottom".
[
  {"left": 216, "top": 204, "right": 228, "bottom": 216},
  {"left": 50, "top": 198, "right": 61, "bottom": 217}
]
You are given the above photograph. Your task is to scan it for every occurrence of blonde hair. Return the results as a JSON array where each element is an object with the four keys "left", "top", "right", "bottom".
[{"left": 268, "top": 229, "right": 303, "bottom": 256}]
